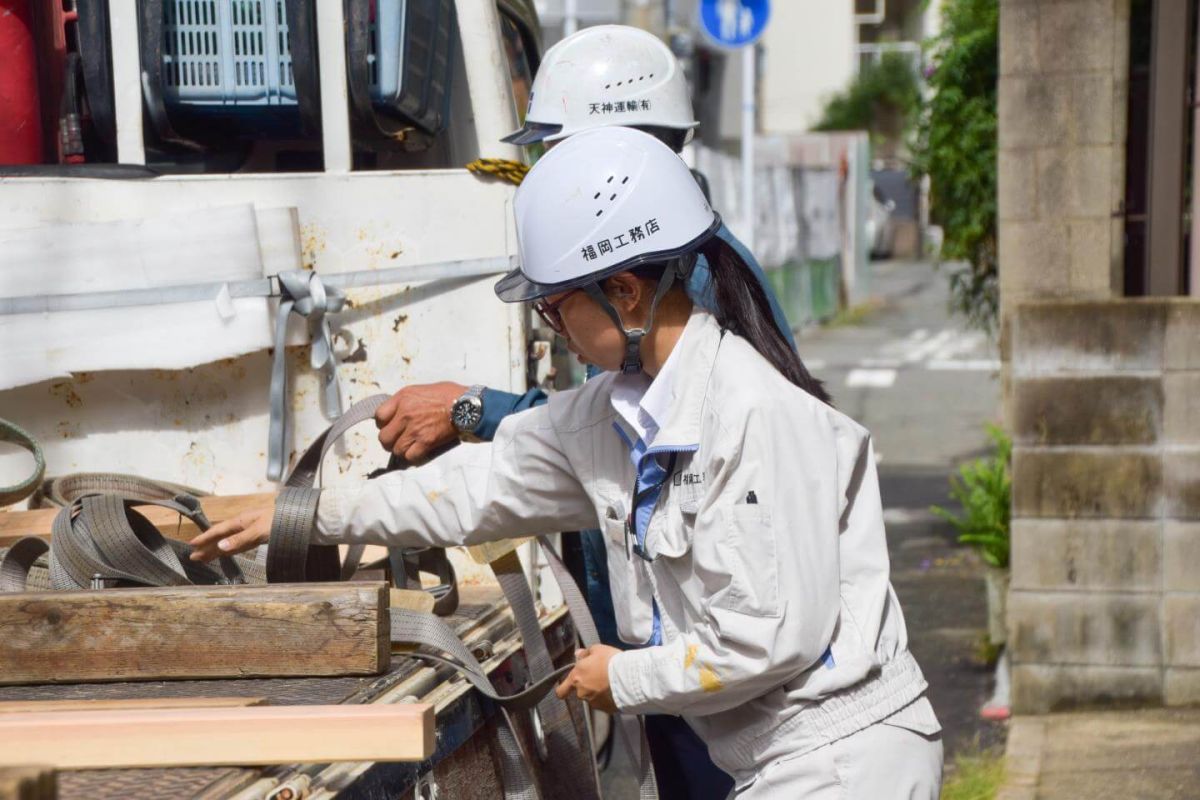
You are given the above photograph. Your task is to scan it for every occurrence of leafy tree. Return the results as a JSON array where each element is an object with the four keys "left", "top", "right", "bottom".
[
  {"left": 912, "top": 0, "right": 999, "bottom": 332},
  {"left": 814, "top": 51, "right": 922, "bottom": 149}
]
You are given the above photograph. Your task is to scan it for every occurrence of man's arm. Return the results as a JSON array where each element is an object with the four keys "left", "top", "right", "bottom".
[{"left": 375, "top": 383, "right": 548, "bottom": 462}]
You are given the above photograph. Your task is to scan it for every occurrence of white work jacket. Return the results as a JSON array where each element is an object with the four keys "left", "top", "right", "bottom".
[{"left": 316, "top": 310, "right": 938, "bottom": 784}]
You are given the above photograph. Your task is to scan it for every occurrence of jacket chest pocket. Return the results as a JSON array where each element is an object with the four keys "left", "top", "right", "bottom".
[
  {"left": 711, "top": 504, "right": 781, "bottom": 618},
  {"left": 601, "top": 515, "right": 657, "bottom": 645}
]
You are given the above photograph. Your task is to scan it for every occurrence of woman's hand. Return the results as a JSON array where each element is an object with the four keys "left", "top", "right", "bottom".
[
  {"left": 555, "top": 644, "right": 620, "bottom": 714},
  {"left": 189, "top": 505, "right": 275, "bottom": 562}
]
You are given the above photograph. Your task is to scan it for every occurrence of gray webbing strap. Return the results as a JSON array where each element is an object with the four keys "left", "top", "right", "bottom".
[
  {"left": 494, "top": 708, "right": 543, "bottom": 800},
  {"left": 0, "top": 536, "right": 49, "bottom": 592},
  {"left": 491, "top": 551, "right": 602, "bottom": 799},
  {"left": 0, "top": 418, "right": 46, "bottom": 507},
  {"left": 268, "top": 271, "right": 347, "bottom": 482},
  {"left": 536, "top": 537, "right": 659, "bottom": 800},
  {"left": 270, "top": 393, "right": 459, "bottom": 615},
  {"left": 35, "top": 473, "right": 208, "bottom": 507},
  {"left": 390, "top": 608, "right": 574, "bottom": 713},
  {"left": 390, "top": 546, "right": 460, "bottom": 616},
  {"left": 267, "top": 486, "right": 340, "bottom": 582},
  {"left": 41, "top": 494, "right": 246, "bottom": 590}
]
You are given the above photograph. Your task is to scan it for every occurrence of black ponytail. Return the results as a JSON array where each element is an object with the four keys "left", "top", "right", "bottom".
[{"left": 698, "top": 236, "right": 833, "bottom": 406}]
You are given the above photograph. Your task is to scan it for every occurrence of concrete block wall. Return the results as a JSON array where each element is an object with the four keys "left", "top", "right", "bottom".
[
  {"left": 998, "top": 0, "right": 1130, "bottom": 354},
  {"left": 1009, "top": 300, "right": 1200, "bottom": 711}
]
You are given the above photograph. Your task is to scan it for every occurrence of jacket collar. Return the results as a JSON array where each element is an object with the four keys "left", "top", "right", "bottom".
[{"left": 611, "top": 309, "right": 724, "bottom": 453}]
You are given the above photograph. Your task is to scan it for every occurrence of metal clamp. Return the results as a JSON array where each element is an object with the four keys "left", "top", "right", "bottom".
[
  {"left": 414, "top": 770, "right": 440, "bottom": 800},
  {"left": 530, "top": 706, "right": 550, "bottom": 762}
]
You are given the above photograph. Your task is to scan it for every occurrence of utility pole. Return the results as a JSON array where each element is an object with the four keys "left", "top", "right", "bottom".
[
  {"left": 741, "top": 44, "right": 755, "bottom": 253},
  {"left": 564, "top": 0, "right": 579, "bottom": 36}
]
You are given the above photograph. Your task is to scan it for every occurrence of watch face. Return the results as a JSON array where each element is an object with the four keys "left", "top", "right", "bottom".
[{"left": 452, "top": 398, "right": 483, "bottom": 433}]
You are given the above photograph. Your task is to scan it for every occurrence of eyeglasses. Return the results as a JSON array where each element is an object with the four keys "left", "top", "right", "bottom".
[{"left": 532, "top": 289, "right": 582, "bottom": 334}]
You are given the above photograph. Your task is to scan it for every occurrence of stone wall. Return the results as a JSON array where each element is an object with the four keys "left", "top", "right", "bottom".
[
  {"left": 997, "top": 0, "right": 1129, "bottom": 351},
  {"left": 1009, "top": 300, "right": 1200, "bottom": 711}
]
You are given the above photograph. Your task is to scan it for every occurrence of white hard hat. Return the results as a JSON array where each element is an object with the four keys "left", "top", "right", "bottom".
[
  {"left": 502, "top": 25, "right": 699, "bottom": 146},
  {"left": 495, "top": 126, "right": 719, "bottom": 303}
]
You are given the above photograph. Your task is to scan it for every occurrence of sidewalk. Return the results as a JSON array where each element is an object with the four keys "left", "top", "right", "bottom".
[{"left": 997, "top": 708, "right": 1200, "bottom": 800}]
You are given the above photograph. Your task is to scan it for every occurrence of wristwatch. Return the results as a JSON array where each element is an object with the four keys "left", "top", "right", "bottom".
[{"left": 451, "top": 385, "right": 486, "bottom": 439}]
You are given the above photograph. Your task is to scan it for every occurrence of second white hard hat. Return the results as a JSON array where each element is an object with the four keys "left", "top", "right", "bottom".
[
  {"left": 502, "top": 25, "right": 699, "bottom": 146},
  {"left": 495, "top": 126, "right": 718, "bottom": 303}
]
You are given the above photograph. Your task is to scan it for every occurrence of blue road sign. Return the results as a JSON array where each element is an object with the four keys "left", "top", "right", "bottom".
[{"left": 698, "top": 0, "right": 771, "bottom": 49}]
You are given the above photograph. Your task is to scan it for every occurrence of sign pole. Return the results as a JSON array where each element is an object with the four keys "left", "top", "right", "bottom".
[
  {"left": 699, "top": 0, "right": 769, "bottom": 252},
  {"left": 564, "top": 0, "right": 578, "bottom": 36},
  {"left": 741, "top": 44, "right": 755, "bottom": 254}
]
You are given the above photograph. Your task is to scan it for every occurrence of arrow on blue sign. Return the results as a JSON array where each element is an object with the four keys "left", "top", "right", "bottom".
[{"left": 698, "top": 0, "right": 771, "bottom": 48}]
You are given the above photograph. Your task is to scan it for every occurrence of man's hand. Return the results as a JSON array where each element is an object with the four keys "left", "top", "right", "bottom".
[
  {"left": 189, "top": 505, "right": 275, "bottom": 562},
  {"left": 375, "top": 382, "right": 467, "bottom": 463},
  {"left": 555, "top": 644, "right": 620, "bottom": 714}
]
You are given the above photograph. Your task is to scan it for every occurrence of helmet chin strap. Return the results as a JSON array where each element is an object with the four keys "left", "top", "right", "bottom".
[{"left": 582, "top": 260, "right": 682, "bottom": 375}]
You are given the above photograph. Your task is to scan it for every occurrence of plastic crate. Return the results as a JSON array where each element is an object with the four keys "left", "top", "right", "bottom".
[
  {"left": 157, "top": 0, "right": 451, "bottom": 140},
  {"left": 162, "top": 0, "right": 297, "bottom": 106}
]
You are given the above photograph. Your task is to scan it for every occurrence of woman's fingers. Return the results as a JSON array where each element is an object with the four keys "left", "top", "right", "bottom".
[
  {"left": 189, "top": 507, "right": 273, "bottom": 562},
  {"left": 555, "top": 670, "right": 577, "bottom": 700},
  {"left": 188, "top": 515, "right": 246, "bottom": 551}
]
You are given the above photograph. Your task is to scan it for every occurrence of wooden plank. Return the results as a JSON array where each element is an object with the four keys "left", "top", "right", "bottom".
[
  {"left": 0, "top": 583, "right": 389, "bottom": 686},
  {"left": 0, "top": 493, "right": 274, "bottom": 547},
  {"left": 0, "top": 697, "right": 265, "bottom": 715},
  {"left": 467, "top": 537, "right": 532, "bottom": 565},
  {"left": 0, "top": 704, "right": 433, "bottom": 770},
  {"left": 0, "top": 767, "right": 55, "bottom": 800}
]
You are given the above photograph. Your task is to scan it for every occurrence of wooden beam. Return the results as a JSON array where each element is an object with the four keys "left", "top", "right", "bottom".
[
  {"left": 0, "top": 493, "right": 274, "bottom": 547},
  {"left": 0, "top": 583, "right": 389, "bottom": 685},
  {"left": 0, "top": 767, "right": 55, "bottom": 800},
  {"left": 1146, "top": 0, "right": 1191, "bottom": 294},
  {"left": 0, "top": 704, "right": 434, "bottom": 769},
  {"left": 0, "top": 697, "right": 265, "bottom": 715},
  {"left": 0, "top": 493, "right": 272, "bottom": 543}
]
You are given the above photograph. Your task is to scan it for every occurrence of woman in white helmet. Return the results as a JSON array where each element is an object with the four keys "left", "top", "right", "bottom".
[
  {"left": 376, "top": 27, "right": 794, "bottom": 798},
  {"left": 193, "top": 128, "right": 943, "bottom": 798}
]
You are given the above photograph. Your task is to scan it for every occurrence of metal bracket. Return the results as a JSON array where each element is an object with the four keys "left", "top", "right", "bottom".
[
  {"left": 414, "top": 770, "right": 440, "bottom": 800},
  {"left": 266, "top": 775, "right": 311, "bottom": 800}
]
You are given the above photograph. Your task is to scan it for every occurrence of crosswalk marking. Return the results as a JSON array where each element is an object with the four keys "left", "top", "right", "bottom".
[
  {"left": 821, "top": 327, "right": 998, "bottom": 387},
  {"left": 846, "top": 368, "right": 898, "bottom": 388}
]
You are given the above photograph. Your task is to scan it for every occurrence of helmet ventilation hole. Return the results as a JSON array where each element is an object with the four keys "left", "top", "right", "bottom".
[
  {"left": 595, "top": 210, "right": 603, "bottom": 217},
  {"left": 593, "top": 192, "right": 601, "bottom": 199}
]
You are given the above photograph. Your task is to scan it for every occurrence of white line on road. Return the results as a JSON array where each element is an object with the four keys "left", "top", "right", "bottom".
[
  {"left": 883, "top": 508, "right": 942, "bottom": 525},
  {"left": 926, "top": 359, "right": 1001, "bottom": 371},
  {"left": 846, "top": 368, "right": 897, "bottom": 388}
]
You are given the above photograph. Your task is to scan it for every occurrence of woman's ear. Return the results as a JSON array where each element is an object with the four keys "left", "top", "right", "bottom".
[{"left": 603, "top": 272, "right": 643, "bottom": 313}]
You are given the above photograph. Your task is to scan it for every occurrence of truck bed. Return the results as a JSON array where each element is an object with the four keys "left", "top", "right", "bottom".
[{"left": 1, "top": 585, "right": 584, "bottom": 800}]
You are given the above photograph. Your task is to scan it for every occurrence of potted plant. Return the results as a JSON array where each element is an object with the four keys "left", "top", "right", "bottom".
[{"left": 932, "top": 424, "right": 1011, "bottom": 646}]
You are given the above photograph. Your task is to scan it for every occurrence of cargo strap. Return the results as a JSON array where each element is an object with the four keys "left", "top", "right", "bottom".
[
  {"left": 0, "top": 394, "right": 657, "bottom": 798},
  {"left": 267, "top": 270, "right": 347, "bottom": 482},
  {"left": 0, "top": 417, "right": 45, "bottom": 507}
]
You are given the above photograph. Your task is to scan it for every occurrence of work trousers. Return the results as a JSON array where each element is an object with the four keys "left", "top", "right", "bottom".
[{"left": 729, "top": 718, "right": 943, "bottom": 799}]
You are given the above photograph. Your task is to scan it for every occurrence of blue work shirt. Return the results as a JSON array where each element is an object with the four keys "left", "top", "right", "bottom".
[{"left": 476, "top": 223, "right": 793, "bottom": 439}]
